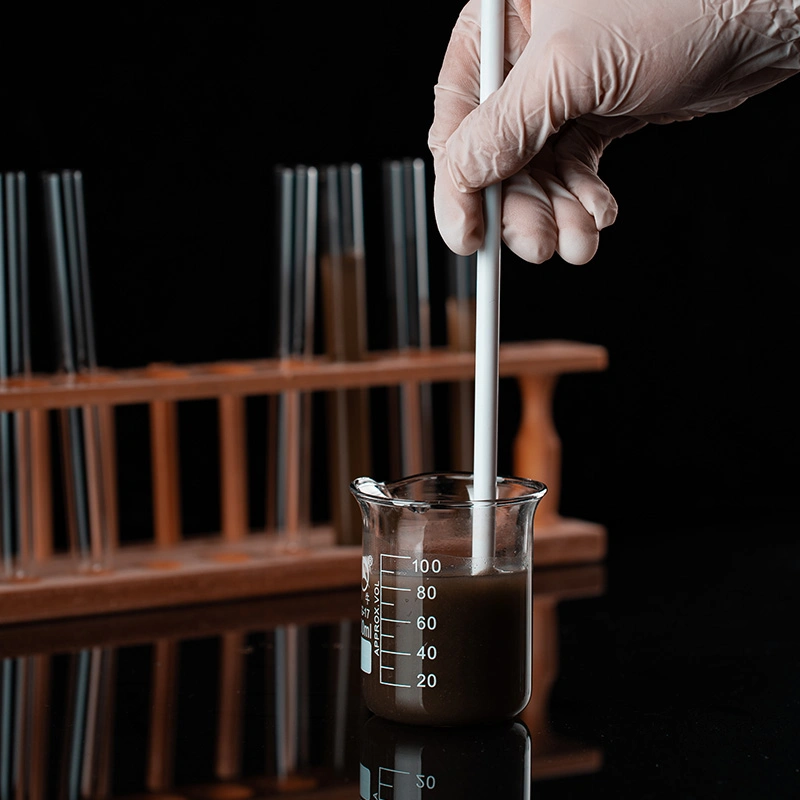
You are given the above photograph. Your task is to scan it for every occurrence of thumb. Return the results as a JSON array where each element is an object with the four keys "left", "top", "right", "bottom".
[{"left": 445, "top": 31, "right": 601, "bottom": 192}]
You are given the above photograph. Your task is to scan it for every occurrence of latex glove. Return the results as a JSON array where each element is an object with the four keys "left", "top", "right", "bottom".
[{"left": 428, "top": 0, "right": 800, "bottom": 264}]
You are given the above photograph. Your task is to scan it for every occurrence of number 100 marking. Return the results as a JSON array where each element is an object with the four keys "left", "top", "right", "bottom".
[{"left": 412, "top": 558, "right": 441, "bottom": 573}]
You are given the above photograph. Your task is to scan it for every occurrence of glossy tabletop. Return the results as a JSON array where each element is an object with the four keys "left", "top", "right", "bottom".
[{"left": 0, "top": 517, "right": 797, "bottom": 799}]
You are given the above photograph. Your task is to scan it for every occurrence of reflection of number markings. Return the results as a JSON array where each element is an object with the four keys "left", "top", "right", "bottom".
[
  {"left": 379, "top": 554, "right": 413, "bottom": 687},
  {"left": 378, "top": 767, "right": 410, "bottom": 799}
]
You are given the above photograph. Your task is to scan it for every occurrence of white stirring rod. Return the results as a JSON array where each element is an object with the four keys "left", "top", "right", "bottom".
[{"left": 472, "top": 0, "right": 505, "bottom": 571}]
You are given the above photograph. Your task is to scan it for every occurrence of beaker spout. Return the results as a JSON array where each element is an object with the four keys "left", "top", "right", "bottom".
[{"left": 350, "top": 476, "right": 392, "bottom": 500}]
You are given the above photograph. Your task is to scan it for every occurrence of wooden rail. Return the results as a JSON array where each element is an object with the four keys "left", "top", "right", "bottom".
[{"left": 0, "top": 340, "right": 608, "bottom": 624}]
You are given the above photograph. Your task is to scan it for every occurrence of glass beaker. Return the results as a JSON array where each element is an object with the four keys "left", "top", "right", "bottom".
[{"left": 352, "top": 471, "right": 547, "bottom": 727}]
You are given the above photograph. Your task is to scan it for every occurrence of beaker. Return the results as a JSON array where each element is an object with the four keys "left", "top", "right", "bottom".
[{"left": 352, "top": 471, "right": 546, "bottom": 726}]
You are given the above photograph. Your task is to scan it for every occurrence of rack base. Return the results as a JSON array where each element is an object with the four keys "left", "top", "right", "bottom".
[{"left": 0, "top": 518, "right": 604, "bottom": 625}]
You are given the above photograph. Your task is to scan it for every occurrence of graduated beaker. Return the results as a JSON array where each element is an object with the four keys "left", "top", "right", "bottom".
[{"left": 352, "top": 471, "right": 547, "bottom": 726}]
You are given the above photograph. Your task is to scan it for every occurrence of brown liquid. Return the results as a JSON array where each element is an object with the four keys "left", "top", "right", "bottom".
[{"left": 362, "top": 568, "right": 530, "bottom": 726}]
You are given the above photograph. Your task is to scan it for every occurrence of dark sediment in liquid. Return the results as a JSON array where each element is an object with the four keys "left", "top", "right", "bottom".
[{"left": 363, "top": 569, "right": 529, "bottom": 726}]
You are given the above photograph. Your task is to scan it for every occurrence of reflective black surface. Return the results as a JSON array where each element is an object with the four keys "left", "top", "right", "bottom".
[{"left": 1, "top": 517, "right": 798, "bottom": 798}]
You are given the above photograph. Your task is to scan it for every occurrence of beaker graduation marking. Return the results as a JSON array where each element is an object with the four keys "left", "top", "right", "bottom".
[{"left": 379, "top": 554, "right": 413, "bottom": 688}]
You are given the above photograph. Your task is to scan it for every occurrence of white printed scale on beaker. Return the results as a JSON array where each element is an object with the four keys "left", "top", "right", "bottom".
[{"left": 352, "top": 472, "right": 546, "bottom": 727}]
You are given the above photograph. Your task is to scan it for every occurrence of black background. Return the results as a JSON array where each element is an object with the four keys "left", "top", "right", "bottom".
[{"left": 2, "top": 3, "right": 798, "bottom": 544}]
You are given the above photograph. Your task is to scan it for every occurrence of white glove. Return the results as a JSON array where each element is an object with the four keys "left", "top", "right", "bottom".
[{"left": 428, "top": 0, "right": 800, "bottom": 264}]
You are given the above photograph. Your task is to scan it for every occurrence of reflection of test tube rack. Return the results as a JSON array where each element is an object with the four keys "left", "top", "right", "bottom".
[
  {"left": 0, "top": 588, "right": 364, "bottom": 798},
  {"left": 523, "top": 565, "right": 606, "bottom": 779},
  {"left": 0, "top": 159, "right": 608, "bottom": 626},
  {"left": 0, "top": 565, "right": 604, "bottom": 795}
]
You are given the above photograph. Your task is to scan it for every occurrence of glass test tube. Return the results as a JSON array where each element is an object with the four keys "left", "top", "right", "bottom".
[
  {"left": 42, "top": 170, "right": 114, "bottom": 573},
  {"left": 382, "top": 157, "right": 435, "bottom": 478},
  {"left": 268, "top": 167, "right": 316, "bottom": 788},
  {"left": 268, "top": 164, "right": 318, "bottom": 547},
  {"left": 446, "top": 249, "right": 477, "bottom": 471},
  {"left": 1, "top": 174, "right": 33, "bottom": 579},
  {"left": 1, "top": 173, "right": 37, "bottom": 581},
  {"left": 319, "top": 163, "right": 371, "bottom": 546}
]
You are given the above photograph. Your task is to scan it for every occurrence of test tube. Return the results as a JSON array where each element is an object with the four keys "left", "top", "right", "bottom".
[
  {"left": 268, "top": 165, "right": 318, "bottom": 547},
  {"left": 446, "top": 249, "right": 477, "bottom": 471},
  {"left": 1, "top": 173, "right": 37, "bottom": 580},
  {"left": 72, "top": 172, "right": 119, "bottom": 553},
  {"left": 0, "top": 173, "right": 13, "bottom": 579},
  {"left": 42, "top": 170, "right": 115, "bottom": 573},
  {"left": 269, "top": 162, "right": 319, "bottom": 789},
  {"left": 411, "top": 159, "right": 435, "bottom": 472},
  {"left": 381, "top": 158, "right": 435, "bottom": 477},
  {"left": 319, "top": 163, "right": 371, "bottom": 546},
  {"left": 269, "top": 154, "right": 318, "bottom": 768}
]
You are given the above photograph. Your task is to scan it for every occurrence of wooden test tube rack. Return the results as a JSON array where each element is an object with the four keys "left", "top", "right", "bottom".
[{"left": 0, "top": 340, "right": 608, "bottom": 625}]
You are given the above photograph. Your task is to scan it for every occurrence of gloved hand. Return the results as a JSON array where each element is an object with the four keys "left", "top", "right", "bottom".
[{"left": 428, "top": 0, "right": 800, "bottom": 264}]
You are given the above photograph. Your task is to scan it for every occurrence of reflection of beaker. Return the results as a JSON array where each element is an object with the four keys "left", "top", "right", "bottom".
[
  {"left": 352, "top": 472, "right": 546, "bottom": 726},
  {"left": 359, "top": 714, "right": 530, "bottom": 799}
]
